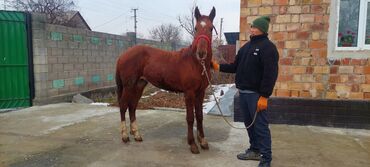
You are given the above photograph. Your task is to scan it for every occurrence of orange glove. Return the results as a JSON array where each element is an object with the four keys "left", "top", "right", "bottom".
[
  {"left": 257, "top": 96, "right": 268, "bottom": 112},
  {"left": 211, "top": 60, "right": 219, "bottom": 71}
]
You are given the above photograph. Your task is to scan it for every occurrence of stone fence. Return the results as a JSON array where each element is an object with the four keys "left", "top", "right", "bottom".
[{"left": 31, "top": 13, "right": 172, "bottom": 104}]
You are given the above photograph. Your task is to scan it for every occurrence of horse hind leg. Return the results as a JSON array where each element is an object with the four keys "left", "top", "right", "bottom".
[
  {"left": 119, "top": 89, "right": 130, "bottom": 143},
  {"left": 128, "top": 78, "right": 148, "bottom": 142},
  {"left": 116, "top": 73, "right": 130, "bottom": 143}
]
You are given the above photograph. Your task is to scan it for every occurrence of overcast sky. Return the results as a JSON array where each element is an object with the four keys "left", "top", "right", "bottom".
[{"left": 1, "top": 0, "right": 240, "bottom": 40}]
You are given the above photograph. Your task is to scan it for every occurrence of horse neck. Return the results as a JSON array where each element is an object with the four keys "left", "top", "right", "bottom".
[
  {"left": 177, "top": 45, "right": 211, "bottom": 72},
  {"left": 181, "top": 43, "right": 211, "bottom": 59}
]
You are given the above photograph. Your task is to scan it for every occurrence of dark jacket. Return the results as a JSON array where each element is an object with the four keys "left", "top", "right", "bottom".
[{"left": 220, "top": 34, "right": 279, "bottom": 98}]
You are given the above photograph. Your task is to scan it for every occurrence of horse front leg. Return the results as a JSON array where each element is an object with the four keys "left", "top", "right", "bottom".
[
  {"left": 185, "top": 91, "right": 199, "bottom": 154},
  {"left": 195, "top": 90, "right": 209, "bottom": 150}
]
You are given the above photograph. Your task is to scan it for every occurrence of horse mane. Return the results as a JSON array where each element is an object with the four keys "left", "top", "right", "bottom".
[{"left": 173, "top": 45, "right": 194, "bottom": 57}]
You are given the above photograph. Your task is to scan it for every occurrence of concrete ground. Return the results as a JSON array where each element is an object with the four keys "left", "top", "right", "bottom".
[{"left": 0, "top": 103, "right": 369, "bottom": 167}]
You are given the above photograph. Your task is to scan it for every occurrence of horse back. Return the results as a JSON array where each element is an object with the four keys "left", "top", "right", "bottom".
[
  {"left": 116, "top": 45, "right": 206, "bottom": 92},
  {"left": 116, "top": 45, "right": 178, "bottom": 83}
]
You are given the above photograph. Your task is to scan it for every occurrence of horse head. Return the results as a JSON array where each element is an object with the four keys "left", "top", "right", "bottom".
[{"left": 193, "top": 7, "right": 216, "bottom": 61}]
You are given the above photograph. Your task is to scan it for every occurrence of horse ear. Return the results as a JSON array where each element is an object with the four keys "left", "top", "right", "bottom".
[
  {"left": 194, "top": 6, "right": 201, "bottom": 20},
  {"left": 209, "top": 7, "right": 216, "bottom": 22}
]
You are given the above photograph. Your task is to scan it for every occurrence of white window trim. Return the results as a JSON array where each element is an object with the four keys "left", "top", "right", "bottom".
[
  {"left": 335, "top": 0, "right": 370, "bottom": 51},
  {"left": 362, "top": 0, "right": 370, "bottom": 49},
  {"left": 328, "top": 0, "right": 370, "bottom": 59}
]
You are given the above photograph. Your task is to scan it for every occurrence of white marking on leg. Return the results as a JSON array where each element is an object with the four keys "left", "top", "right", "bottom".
[
  {"left": 121, "top": 121, "right": 128, "bottom": 138},
  {"left": 198, "top": 131, "right": 209, "bottom": 149},
  {"left": 130, "top": 120, "right": 142, "bottom": 140}
]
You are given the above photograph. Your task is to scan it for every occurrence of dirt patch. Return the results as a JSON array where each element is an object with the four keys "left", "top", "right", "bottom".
[
  {"left": 137, "top": 91, "right": 185, "bottom": 109},
  {"left": 94, "top": 84, "right": 215, "bottom": 110},
  {"left": 95, "top": 84, "right": 185, "bottom": 109}
]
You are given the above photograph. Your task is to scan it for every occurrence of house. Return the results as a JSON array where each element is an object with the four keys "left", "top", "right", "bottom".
[
  {"left": 215, "top": 32, "right": 239, "bottom": 64},
  {"left": 236, "top": 0, "right": 370, "bottom": 128},
  {"left": 224, "top": 32, "right": 240, "bottom": 45},
  {"left": 63, "top": 11, "right": 91, "bottom": 30}
]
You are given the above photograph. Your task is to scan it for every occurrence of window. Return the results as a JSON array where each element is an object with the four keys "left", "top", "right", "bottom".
[
  {"left": 337, "top": 0, "right": 370, "bottom": 50},
  {"left": 366, "top": 1, "right": 370, "bottom": 45}
]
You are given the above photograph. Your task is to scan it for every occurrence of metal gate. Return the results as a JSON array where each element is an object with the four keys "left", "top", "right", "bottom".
[{"left": 0, "top": 11, "right": 33, "bottom": 109}]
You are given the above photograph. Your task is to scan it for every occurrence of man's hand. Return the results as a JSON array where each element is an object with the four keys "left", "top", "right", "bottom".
[
  {"left": 211, "top": 60, "right": 219, "bottom": 71},
  {"left": 257, "top": 96, "right": 268, "bottom": 112}
]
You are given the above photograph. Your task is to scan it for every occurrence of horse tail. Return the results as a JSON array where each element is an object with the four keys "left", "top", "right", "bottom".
[{"left": 115, "top": 70, "right": 123, "bottom": 102}]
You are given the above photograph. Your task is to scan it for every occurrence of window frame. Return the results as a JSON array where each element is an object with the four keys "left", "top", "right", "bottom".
[
  {"left": 335, "top": 0, "right": 370, "bottom": 50},
  {"left": 362, "top": 0, "right": 370, "bottom": 49}
]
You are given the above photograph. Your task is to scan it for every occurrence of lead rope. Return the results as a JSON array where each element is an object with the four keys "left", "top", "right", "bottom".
[{"left": 200, "top": 60, "right": 258, "bottom": 129}]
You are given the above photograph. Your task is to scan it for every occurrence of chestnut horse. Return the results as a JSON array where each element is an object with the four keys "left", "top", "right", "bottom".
[{"left": 115, "top": 7, "right": 215, "bottom": 154}]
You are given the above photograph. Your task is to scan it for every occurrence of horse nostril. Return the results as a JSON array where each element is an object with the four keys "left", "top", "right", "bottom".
[
  {"left": 196, "top": 50, "right": 207, "bottom": 60},
  {"left": 197, "top": 50, "right": 206, "bottom": 56}
]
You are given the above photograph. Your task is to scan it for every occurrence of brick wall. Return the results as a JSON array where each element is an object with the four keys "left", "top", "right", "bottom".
[
  {"left": 240, "top": 0, "right": 370, "bottom": 100},
  {"left": 31, "top": 13, "right": 171, "bottom": 104}
]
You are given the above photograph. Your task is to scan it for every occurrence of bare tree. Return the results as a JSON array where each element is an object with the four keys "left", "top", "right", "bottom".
[
  {"left": 177, "top": 1, "right": 197, "bottom": 38},
  {"left": 150, "top": 24, "right": 182, "bottom": 50},
  {"left": 10, "top": 0, "right": 76, "bottom": 24}
]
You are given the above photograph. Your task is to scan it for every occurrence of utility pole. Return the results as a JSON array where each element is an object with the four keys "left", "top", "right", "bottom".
[
  {"left": 4, "top": 0, "right": 6, "bottom": 10},
  {"left": 219, "top": 18, "right": 224, "bottom": 45},
  {"left": 132, "top": 8, "right": 138, "bottom": 45}
]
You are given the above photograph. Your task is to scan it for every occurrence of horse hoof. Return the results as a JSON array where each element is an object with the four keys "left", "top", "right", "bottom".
[
  {"left": 197, "top": 136, "right": 209, "bottom": 150},
  {"left": 134, "top": 136, "right": 143, "bottom": 142},
  {"left": 200, "top": 143, "right": 209, "bottom": 150},
  {"left": 122, "top": 137, "right": 130, "bottom": 143},
  {"left": 190, "top": 145, "right": 200, "bottom": 154}
]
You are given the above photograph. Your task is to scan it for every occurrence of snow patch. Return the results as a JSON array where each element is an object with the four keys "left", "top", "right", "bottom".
[
  {"left": 141, "top": 89, "right": 168, "bottom": 99},
  {"left": 203, "top": 84, "right": 234, "bottom": 114},
  {"left": 90, "top": 103, "right": 110, "bottom": 106}
]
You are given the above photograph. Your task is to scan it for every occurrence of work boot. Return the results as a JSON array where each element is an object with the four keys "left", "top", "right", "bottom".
[
  {"left": 236, "top": 149, "right": 261, "bottom": 161},
  {"left": 258, "top": 158, "right": 271, "bottom": 167}
]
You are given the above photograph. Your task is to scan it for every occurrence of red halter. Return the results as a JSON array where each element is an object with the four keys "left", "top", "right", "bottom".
[
  {"left": 193, "top": 34, "right": 212, "bottom": 60},
  {"left": 194, "top": 34, "right": 211, "bottom": 47}
]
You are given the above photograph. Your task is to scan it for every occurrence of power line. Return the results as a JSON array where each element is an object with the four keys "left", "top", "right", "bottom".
[
  {"left": 142, "top": 7, "right": 178, "bottom": 21},
  {"left": 138, "top": 16, "right": 167, "bottom": 24},
  {"left": 98, "top": 1, "right": 129, "bottom": 12},
  {"left": 80, "top": 0, "right": 130, "bottom": 14},
  {"left": 93, "top": 11, "right": 130, "bottom": 29},
  {"left": 133, "top": 0, "right": 178, "bottom": 21}
]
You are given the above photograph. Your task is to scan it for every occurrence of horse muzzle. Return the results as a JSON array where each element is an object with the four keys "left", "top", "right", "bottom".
[{"left": 196, "top": 50, "right": 207, "bottom": 60}]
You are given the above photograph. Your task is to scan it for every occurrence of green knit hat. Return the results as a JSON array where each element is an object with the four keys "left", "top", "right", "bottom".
[{"left": 252, "top": 16, "right": 270, "bottom": 33}]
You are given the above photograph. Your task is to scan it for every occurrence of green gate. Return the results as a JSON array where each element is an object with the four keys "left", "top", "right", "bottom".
[{"left": 0, "top": 11, "right": 33, "bottom": 109}]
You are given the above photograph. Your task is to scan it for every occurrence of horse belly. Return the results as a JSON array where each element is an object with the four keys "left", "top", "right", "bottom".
[
  {"left": 142, "top": 65, "right": 184, "bottom": 93},
  {"left": 144, "top": 75, "right": 183, "bottom": 93}
]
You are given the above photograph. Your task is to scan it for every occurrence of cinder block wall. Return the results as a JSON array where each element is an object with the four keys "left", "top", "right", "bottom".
[
  {"left": 240, "top": 0, "right": 370, "bottom": 100},
  {"left": 31, "top": 13, "right": 169, "bottom": 104}
]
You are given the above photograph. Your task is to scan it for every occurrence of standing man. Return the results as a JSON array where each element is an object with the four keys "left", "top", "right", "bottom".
[{"left": 211, "top": 16, "right": 279, "bottom": 167}]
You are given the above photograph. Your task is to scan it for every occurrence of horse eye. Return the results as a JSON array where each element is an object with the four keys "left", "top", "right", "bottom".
[{"left": 194, "top": 28, "right": 198, "bottom": 31}]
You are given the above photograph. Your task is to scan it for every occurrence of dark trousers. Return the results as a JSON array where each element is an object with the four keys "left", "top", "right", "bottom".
[{"left": 239, "top": 92, "right": 272, "bottom": 162}]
